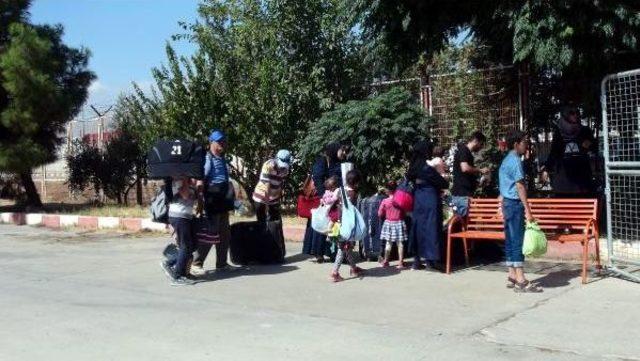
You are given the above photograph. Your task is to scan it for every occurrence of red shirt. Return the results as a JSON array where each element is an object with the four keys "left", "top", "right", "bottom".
[{"left": 378, "top": 196, "right": 404, "bottom": 221}]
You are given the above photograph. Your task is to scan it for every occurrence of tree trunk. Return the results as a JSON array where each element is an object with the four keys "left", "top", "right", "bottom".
[
  {"left": 19, "top": 171, "right": 43, "bottom": 208},
  {"left": 136, "top": 177, "right": 143, "bottom": 206}
]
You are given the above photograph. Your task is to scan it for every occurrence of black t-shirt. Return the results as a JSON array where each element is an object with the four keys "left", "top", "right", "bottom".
[{"left": 451, "top": 143, "right": 478, "bottom": 197}]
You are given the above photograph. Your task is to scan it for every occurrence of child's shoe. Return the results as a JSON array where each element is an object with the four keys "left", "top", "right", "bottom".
[
  {"left": 380, "top": 261, "right": 390, "bottom": 268},
  {"left": 330, "top": 271, "right": 344, "bottom": 283},
  {"left": 350, "top": 266, "right": 364, "bottom": 277}
]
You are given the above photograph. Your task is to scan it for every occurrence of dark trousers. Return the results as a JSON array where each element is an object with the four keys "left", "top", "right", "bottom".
[
  {"left": 256, "top": 203, "right": 282, "bottom": 223},
  {"left": 193, "top": 212, "right": 230, "bottom": 268},
  {"left": 168, "top": 217, "right": 195, "bottom": 277}
]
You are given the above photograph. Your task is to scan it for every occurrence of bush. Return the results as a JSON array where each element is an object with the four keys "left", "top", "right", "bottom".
[
  {"left": 298, "top": 87, "right": 433, "bottom": 193},
  {"left": 66, "top": 131, "right": 144, "bottom": 205}
]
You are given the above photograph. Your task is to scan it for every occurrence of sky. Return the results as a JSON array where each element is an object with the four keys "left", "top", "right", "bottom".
[{"left": 29, "top": 0, "right": 199, "bottom": 117}]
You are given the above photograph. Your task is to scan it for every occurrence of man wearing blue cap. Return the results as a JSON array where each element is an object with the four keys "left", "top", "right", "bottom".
[
  {"left": 192, "top": 129, "right": 233, "bottom": 275},
  {"left": 252, "top": 149, "right": 293, "bottom": 222}
]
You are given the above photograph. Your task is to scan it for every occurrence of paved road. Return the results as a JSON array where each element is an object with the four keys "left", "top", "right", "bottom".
[{"left": 0, "top": 224, "right": 638, "bottom": 361}]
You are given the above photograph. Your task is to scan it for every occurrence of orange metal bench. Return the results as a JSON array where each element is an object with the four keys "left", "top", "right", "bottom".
[{"left": 446, "top": 198, "right": 601, "bottom": 284}]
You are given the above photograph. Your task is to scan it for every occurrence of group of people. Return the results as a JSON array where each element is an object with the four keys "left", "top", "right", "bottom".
[
  {"left": 160, "top": 129, "right": 293, "bottom": 286},
  {"left": 160, "top": 105, "right": 597, "bottom": 291},
  {"left": 299, "top": 130, "right": 541, "bottom": 291}
]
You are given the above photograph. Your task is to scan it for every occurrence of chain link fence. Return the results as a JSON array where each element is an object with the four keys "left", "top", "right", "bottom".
[{"left": 602, "top": 68, "right": 640, "bottom": 282}]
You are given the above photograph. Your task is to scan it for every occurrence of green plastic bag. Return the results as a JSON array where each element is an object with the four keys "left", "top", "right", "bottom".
[{"left": 523, "top": 221, "right": 547, "bottom": 257}]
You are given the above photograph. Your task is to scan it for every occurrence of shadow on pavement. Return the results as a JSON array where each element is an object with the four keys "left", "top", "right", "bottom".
[
  {"left": 196, "top": 264, "right": 299, "bottom": 282},
  {"left": 361, "top": 266, "right": 401, "bottom": 278}
]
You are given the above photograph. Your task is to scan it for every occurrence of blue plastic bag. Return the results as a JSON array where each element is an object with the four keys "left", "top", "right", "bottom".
[{"left": 339, "top": 187, "right": 367, "bottom": 242}]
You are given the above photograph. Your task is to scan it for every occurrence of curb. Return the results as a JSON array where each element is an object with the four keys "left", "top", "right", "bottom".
[
  {"left": 0, "top": 211, "right": 302, "bottom": 240},
  {"left": 0, "top": 212, "right": 603, "bottom": 260},
  {"left": 0, "top": 212, "right": 167, "bottom": 232}
]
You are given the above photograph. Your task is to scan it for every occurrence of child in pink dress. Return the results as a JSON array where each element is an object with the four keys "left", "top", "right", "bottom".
[{"left": 378, "top": 181, "right": 408, "bottom": 269}]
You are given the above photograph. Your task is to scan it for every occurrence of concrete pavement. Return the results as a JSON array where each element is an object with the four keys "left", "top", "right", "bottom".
[{"left": 0, "top": 224, "right": 638, "bottom": 361}]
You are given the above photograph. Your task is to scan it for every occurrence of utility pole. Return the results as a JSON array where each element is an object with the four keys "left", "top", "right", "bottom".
[
  {"left": 90, "top": 105, "right": 113, "bottom": 150},
  {"left": 89, "top": 104, "right": 113, "bottom": 203}
]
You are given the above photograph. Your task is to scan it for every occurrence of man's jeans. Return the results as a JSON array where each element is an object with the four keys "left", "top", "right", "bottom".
[
  {"left": 502, "top": 198, "right": 525, "bottom": 267},
  {"left": 451, "top": 196, "right": 470, "bottom": 218}
]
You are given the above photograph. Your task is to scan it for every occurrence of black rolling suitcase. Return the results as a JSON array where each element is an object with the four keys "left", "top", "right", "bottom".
[
  {"left": 147, "top": 139, "right": 205, "bottom": 179},
  {"left": 230, "top": 221, "right": 286, "bottom": 265}
]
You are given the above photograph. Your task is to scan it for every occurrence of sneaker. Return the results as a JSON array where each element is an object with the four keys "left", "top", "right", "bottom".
[
  {"left": 330, "top": 271, "right": 344, "bottom": 283},
  {"left": 216, "top": 264, "right": 242, "bottom": 271},
  {"left": 160, "top": 260, "right": 175, "bottom": 279},
  {"left": 190, "top": 265, "right": 207, "bottom": 276},
  {"left": 171, "top": 276, "right": 196, "bottom": 286}
]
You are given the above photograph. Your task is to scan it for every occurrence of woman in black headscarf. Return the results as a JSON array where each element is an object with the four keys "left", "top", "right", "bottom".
[
  {"left": 302, "top": 142, "right": 348, "bottom": 262},
  {"left": 407, "top": 140, "right": 449, "bottom": 271}
]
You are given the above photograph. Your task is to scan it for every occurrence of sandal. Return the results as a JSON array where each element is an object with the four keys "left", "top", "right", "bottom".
[
  {"left": 514, "top": 280, "right": 543, "bottom": 293},
  {"left": 350, "top": 266, "right": 364, "bottom": 277},
  {"left": 506, "top": 277, "right": 517, "bottom": 289}
]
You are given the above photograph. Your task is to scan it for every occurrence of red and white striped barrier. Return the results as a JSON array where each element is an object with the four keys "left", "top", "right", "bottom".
[{"left": 0, "top": 212, "right": 167, "bottom": 232}]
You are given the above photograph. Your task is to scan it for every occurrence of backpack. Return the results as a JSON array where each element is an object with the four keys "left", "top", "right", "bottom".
[
  {"left": 150, "top": 185, "right": 170, "bottom": 224},
  {"left": 392, "top": 178, "right": 414, "bottom": 212},
  {"left": 339, "top": 186, "right": 367, "bottom": 242}
]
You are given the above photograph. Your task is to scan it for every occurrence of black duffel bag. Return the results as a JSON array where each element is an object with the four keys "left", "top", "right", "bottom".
[{"left": 147, "top": 139, "right": 205, "bottom": 180}]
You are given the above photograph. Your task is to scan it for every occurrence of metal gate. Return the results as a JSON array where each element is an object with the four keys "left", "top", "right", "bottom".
[{"left": 601, "top": 69, "right": 640, "bottom": 282}]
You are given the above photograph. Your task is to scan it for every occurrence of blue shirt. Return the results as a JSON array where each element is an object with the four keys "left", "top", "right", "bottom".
[
  {"left": 499, "top": 151, "right": 525, "bottom": 200},
  {"left": 204, "top": 152, "right": 229, "bottom": 185}
]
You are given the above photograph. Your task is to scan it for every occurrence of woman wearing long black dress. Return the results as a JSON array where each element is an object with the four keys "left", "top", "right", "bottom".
[
  {"left": 407, "top": 141, "right": 449, "bottom": 271},
  {"left": 302, "top": 143, "right": 346, "bottom": 262}
]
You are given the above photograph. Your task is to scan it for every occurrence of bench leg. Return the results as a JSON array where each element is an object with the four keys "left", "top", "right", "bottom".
[
  {"left": 446, "top": 235, "right": 452, "bottom": 275},
  {"left": 462, "top": 238, "right": 470, "bottom": 266},
  {"left": 582, "top": 240, "right": 589, "bottom": 284},
  {"left": 594, "top": 233, "right": 602, "bottom": 272}
]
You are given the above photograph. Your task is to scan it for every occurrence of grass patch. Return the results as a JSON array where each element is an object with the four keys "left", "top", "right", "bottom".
[{"left": 0, "top": 200, "right": 308, "bottom": 226}]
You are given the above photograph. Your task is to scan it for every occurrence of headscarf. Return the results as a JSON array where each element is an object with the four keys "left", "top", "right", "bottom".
[
  {"left": 324, "top": 142, "right": 342, "bottom": 164},
  {"left": 407, "top": 140, "right": 433, "bottom": 181}
]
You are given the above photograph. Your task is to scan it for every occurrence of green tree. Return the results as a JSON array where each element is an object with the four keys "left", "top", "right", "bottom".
[
  {"left": 0, "top": 2, "right": 94, "bottom": 207},
  {"left": 66, "top": 131, "right": 145, "bottom": 205},
  {"left": 358, "top": 0, "right": 640, "bottom": 121},
  {"left": 298, "top": 87, "right": 432, "bottom": 193},
  {"left": 122, "top": 0, "right": 366, "bottom": 198},
  {"left": 359, "top": 1, "right": 640, "bottom": 72}
]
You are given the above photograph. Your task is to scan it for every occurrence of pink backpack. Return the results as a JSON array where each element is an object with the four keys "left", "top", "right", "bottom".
[{"left": 392, "top": 179, "right": 414, "bottom": 212}]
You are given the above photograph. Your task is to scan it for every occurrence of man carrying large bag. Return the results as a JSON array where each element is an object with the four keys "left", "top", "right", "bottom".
[{"left": 192, "top": 130, "right": 235, "bottom": 275}]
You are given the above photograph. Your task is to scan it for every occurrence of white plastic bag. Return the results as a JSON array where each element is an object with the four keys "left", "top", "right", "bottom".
[
  {"left": 341, "top": 162, "right": 354, "bottom": 186},
  {"left": 311, "top": 205, "right": 332, "bottom": 234}
]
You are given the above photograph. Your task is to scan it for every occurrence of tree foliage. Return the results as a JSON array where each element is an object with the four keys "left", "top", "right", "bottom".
[
  {"left": 298, "top": 87, "right": 432, "bottom": 192},
  {"left": 66, "top": 131, "right": 145, "bottom": 205},
  {"left": 0, "top": 2, "right": 94, "bottom": 206},
  {"left": 120, "top": 0, "right": 367, "bottom": 197},
  {"left": 359, "top": 0, "right": 640, "bottom": 74}
]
